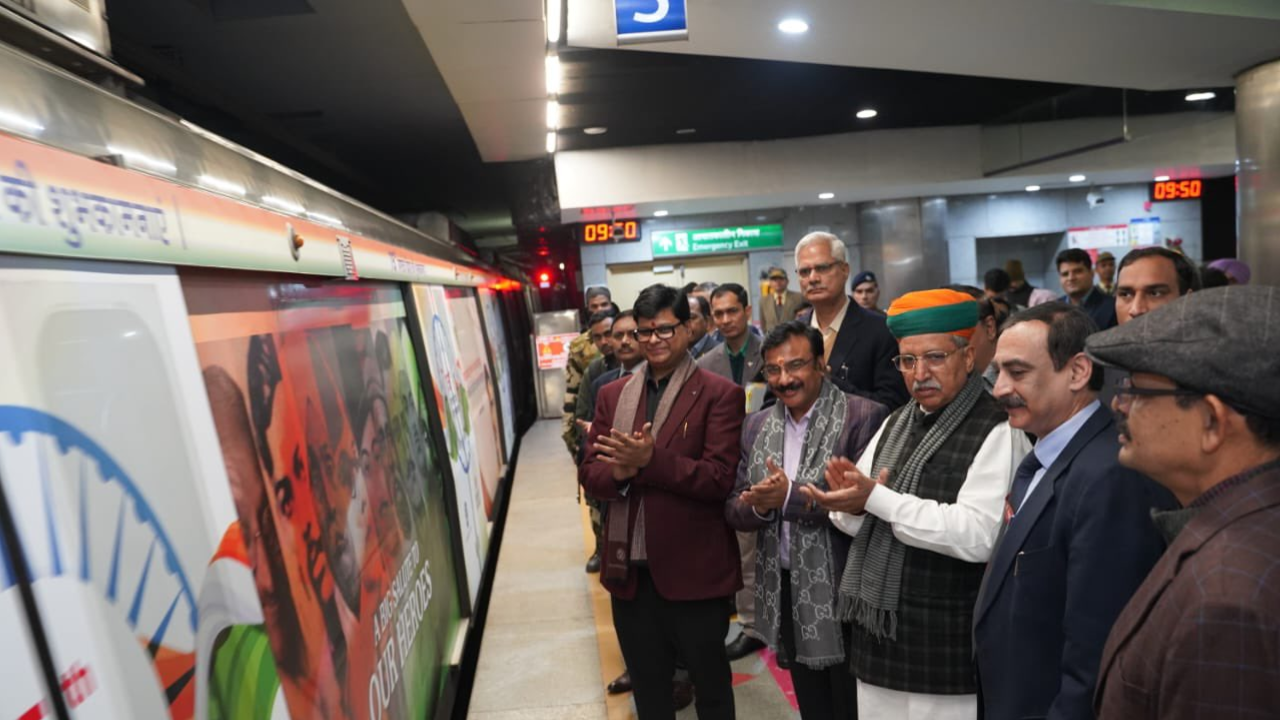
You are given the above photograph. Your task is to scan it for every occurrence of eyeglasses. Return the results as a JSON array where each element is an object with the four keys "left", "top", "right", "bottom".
[
  {"left": 891, "top": 349, "right": 957, "bottom": 372},
  {"left": 1113, "top": 376, "right": 1202, "bottom": 412},
  {"left": 633, "top": 323, "right": 681, "bottom": 341},
  {"left": 796, "top": 262, "right": 843, "bottom": 279},
  {"left": 762, "top": 357, "right": 817, "bottom": 379}
]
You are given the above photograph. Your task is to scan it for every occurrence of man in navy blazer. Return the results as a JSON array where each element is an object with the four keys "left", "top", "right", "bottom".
[{"left": 974, "top": 303, "right": 1172, "bottom": 720}]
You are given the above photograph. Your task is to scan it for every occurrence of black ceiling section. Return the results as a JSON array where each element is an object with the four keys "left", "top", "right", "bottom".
[
  {"left": 102, "top": 1, "right": 1237, "bottom": 240},
  {"left": 107, "top": 0, "right": 510, "bottom": 234},
  {"left": 555, "top": 47, "right": 1234, "bottom": 152}
]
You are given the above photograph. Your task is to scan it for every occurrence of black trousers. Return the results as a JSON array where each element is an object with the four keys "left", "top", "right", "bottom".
[
  {"left": 612, "top": 567, "right": 735, "bottom": 720},
  {"left": 779, "top": 569, "right": 857, "bottom": 720}
]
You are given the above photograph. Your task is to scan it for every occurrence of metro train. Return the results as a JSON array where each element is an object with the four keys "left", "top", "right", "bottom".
[{"left": 0, "top": 18, "right": 537, "bottom": 720}]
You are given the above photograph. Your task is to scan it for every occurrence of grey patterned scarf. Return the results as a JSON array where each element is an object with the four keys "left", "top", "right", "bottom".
[
  {"left": 837, "top": 373, "right": 987, "bottom": 640},
  {"left": 750, "top": 378, "right": 847, "bottom": 668}
]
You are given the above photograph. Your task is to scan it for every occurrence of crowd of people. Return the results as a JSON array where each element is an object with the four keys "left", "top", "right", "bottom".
[{"left": 558, "top": 231, "right": 1277, "bottom": 720}]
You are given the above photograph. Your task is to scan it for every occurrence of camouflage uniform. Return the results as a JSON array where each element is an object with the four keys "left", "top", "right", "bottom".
[{"left": 561, "top": 329, "right": 600, "bottom": 457}]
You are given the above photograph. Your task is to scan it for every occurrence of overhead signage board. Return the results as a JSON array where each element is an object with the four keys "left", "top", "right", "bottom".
[
  {"left": 1066, "top": 218, "right": 1161, "bottom": 250},
  {"left": 615, "top": 0, "right": 689, "bottom": 44},
  {"left": 651, "top": 224, "right": 784, "bottom": 257}
]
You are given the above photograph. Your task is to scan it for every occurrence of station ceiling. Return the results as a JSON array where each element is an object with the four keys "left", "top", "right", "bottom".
[{"left": 105, "top": 0, "right": 1277, "bottom": 239}]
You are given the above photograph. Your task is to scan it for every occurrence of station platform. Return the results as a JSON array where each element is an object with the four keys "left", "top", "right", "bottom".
[{"left": 468, "top": 419, "right": 802, "bottom": 719}]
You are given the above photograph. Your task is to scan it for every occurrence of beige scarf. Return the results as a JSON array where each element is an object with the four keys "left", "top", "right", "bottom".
[{"left": 603, "top": 353, "right": 697, "bottom": 581}]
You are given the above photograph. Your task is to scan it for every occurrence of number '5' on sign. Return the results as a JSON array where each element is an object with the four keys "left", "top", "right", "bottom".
[{"left": 615, "top": 0, "right": 688, "bottom": 40}]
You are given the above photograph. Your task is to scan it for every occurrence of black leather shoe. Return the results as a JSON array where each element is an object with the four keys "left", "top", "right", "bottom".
[
  {"left": 607, "top": 671, "right": 631, "bottom": 695},
  {"left": 775, "top": 653, "right": 791, "bottom": 670},
  {"left": 725, "top": 634, "right": 766, "bottom": 661},
  {"left": 585, "top": 552, "right": 601, "bottom": 573},
  {"left": 672, "top": 679, "right": 694, "bottom": 710}
]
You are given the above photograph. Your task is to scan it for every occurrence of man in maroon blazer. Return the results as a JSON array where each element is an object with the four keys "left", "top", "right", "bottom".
[{"left": 582, "top": 283, "right": 745, "bottom": 720}]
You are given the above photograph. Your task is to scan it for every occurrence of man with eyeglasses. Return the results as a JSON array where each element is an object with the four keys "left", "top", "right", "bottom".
[
  {"left": 581, "top": 283, "right": 746, "bottom": 720},
  {"left": 1085, "top": 286, "right": 1280, "bottom": 720},
  {"left": 973, "top": 303, "right": 1173, "bottom": 720},
  {"left": 794, "top": 232, "right": 908, "bottom": 410},
  {"left": 726, "top": 321, "right": 888, "bottom": 717},
  {"left": 800, "top": 288, "right": 1031, "bottom": 720}
]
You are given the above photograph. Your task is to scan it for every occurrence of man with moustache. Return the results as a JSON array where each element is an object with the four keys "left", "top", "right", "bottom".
[
  {"left": 582, "top": 284, "right": 745, "bottom": 720},
  {"left": 794, "top": 232, "right": 908, "bottom": 410},
  {"left": 727, "top": 321, "right": 888, "bottom": 717},
  {"left": 802, "top": 289, "right": 1032, "bottom": 720},
  {"left": 973, "top": 303, "right": 1172, "bottom": 720},
  {"left": 1088, "top": 287, "right": 1280, "bottom": 719},
  {"left": 571, "top": 309, "right": 620, "bottom": 462},
  {"left": 1055, "top": 249, "right": 1116, "bottom": 330}
]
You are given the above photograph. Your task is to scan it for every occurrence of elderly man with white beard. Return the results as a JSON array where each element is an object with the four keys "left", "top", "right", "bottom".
[{"left": 802, "top": 288, "right": 1032, "bottom": 720}]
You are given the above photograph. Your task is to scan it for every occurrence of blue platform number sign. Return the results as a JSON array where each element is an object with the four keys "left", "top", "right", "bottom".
[{"left": 615, "top": 0, "right": 688, "bottom": 44}]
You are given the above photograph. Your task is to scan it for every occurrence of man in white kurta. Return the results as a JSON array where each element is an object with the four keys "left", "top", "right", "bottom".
[{"left": 803, "top": 289, "right": 1031, "bottom": 720}]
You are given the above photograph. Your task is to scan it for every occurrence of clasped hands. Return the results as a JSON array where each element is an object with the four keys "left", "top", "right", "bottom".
[
  {"left": 796, "top": 457, "right": 889, "bottom": 516},
  {"left": 594, "top": 422, "right": 655, "bottom": 481}
]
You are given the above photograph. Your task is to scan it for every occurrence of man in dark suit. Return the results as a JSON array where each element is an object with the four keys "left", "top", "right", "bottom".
[
  {"left": 760, "top": 267, "right": 807, "bottom": 333},
  {"left": 581, "top": 283, "right": 745, "bottom": 720},
  {"left": 974, "top": 303, "right": 1172, "bottom": 720},
  {"left": 1055, "top": 248, "right": 1117, "bottom": 330},
  {"left": 793, "top": 232, "right": 908, "bottom": 410}
]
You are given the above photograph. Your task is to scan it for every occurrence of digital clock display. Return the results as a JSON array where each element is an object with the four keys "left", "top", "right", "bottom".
[
  {"left": 1151, "top": 179, "right": 1203, "bottom": 202},
  {"left": 580, "top": 220, "right": 641, "bottom": 244}
]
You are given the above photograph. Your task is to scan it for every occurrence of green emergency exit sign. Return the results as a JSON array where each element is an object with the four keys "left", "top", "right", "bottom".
[{"left": 651, "top": 224, "right": 784, "bottom": 257}]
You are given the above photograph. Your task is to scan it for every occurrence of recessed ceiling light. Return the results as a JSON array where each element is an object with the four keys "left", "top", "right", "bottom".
[
  {"left": 856, "top": 109, "right": 878, "bottom": 119},
  {"left": 756, "top": 215, "right": 767, "bottom": 221},
  {"left": 584, "top": 126, "right": 608, "bottom": 135},
  {"left": 1154, "top": 174, "right": 1171, "bottom": 182},
  {"left": 1025, "top": 185, "right": 1041, "bottom": 192},
  {"left": 545, "top": 131, "right": 556, "bottom": 154},
  {"left": 546, "top": 100, "right": 559, "bottom": 130},
  {"left": 676, "top": 128, "right": 697, "bottom": 135},
  {"left": 778, "top": 18, "right": 809, "bottom": 34},
  {"left": 1069, "top": 174, "right": 1087, "bottom": 183},
  {"left": 653, "top": 210, "right": 669, "bottom": 217},
  {"left": 1185, "top": 91, "right": 1216, "bottom": 102},
  {"left": 818, "top": 192, "right": 835, "bottom": 200}
]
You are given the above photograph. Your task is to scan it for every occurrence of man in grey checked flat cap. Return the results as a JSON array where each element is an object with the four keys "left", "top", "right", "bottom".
[{"left": 1087, "top": 286, "right": 1280, "bottom": 720}]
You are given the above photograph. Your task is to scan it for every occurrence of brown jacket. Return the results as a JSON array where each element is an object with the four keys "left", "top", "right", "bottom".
[
  {"left": 1094, "top": 459, "right": 1280, "bottom": 719},
  {"left": 759, "top": 289, "right": 806, "bottom": 333}
]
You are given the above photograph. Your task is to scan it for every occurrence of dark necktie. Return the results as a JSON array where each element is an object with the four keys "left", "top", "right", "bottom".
[{"left": 1006, "top": 452, "right": 1043, "bottom": 519}]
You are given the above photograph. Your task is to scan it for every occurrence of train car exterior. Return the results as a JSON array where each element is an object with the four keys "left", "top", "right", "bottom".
[{"left": 0, "top": 35, "right": 531, "bottom": 720}]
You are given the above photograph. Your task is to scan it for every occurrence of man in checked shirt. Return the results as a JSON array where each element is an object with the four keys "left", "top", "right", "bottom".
[{"left": 1087, "top": 285, "right": 1280, "bottom": 719}]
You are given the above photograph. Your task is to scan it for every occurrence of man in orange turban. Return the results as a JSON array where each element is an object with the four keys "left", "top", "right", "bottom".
[{"left": 802, "top": 288, "right": 1032, "bottom": 720}]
